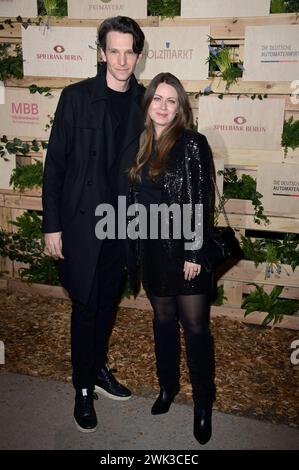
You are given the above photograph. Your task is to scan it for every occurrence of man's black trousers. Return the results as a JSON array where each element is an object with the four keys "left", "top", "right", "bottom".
[{"left": 70, "top": 239, "right": 125, "bottom": 391}]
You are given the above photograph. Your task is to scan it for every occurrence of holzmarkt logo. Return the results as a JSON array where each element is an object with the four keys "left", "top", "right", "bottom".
[
  {"left": 100, "top": 0, "right": 112, "bottom": 3},
  {"left": 53, "top": 45, "right": 65, "bottom": 53},
  {"left": 234, "top": 116, "right": 247, "bottom": 125}
]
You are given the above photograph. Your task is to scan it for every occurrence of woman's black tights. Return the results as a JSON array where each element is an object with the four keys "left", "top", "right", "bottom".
[{"left": 149, "top": 294, "right": 215, "bottom": 408}]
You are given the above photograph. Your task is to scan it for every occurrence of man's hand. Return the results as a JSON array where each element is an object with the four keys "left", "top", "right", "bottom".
[{"left": 44, "top": 232, "right": 64, "bottom": 259}]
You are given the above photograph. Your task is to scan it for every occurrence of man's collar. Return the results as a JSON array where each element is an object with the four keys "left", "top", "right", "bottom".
[{"left": 91, "top": 62, "right": 144, "bottom": 102}]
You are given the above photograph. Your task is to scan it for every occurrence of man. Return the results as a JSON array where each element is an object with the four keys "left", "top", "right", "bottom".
[{"left": 42, "top": 16, "right": 145, "bottom": 433}]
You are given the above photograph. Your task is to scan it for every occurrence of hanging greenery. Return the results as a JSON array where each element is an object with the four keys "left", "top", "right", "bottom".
[
  {"left": 207, "top": 38, "right": 243, "bottom": 92},
  {"left": 9, "top": 160, "right": 43, "bottom": 191},
  {"left": 242, "top": 283, "right": 299, "bottom": 326},
  {"left": 218, "top": 168, "right": 269, "bottom": 225},
  {"left": 148, "top": 0, "right": 180, "bottom": 18},
  {"left": 29, "top": 84, "right": 52, "bottom": 97},
  {"left": 0, "top": 136, "right": 47, "bottom": 161},
  {"left": 282, "top": 116, "right": 299, "bottom": 157},
  {"left": 240, "top": 233, "right": 299, "bottom": 276},
  {"left": 0, "top": 43, "right": 23, "bottom": 81}
]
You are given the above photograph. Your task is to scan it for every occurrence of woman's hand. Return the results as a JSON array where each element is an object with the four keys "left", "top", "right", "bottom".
[{"left": 183, "top": 261, "right": 201, "bottom": 281}]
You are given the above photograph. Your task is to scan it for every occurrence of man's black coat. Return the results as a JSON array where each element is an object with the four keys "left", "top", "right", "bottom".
[{"left": 42, "top": 64, "right": 144, "bottom": 304}]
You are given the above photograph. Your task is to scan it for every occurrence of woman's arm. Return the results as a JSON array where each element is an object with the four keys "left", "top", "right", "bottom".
[{"left": 183, "top": 132, "right": 213, "bottom": 265}]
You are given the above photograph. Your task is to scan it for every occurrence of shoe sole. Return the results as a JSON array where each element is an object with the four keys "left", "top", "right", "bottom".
[
  {"left": 94, "top": 384, "right": 132, "bottom": 401},
  {"left": 74, "top": 417, "right": 98, "bottom": 433}
]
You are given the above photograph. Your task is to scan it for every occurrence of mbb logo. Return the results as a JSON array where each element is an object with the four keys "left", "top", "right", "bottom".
[{"left": 12, "top": 102, "right": 39, "bottom": 115}]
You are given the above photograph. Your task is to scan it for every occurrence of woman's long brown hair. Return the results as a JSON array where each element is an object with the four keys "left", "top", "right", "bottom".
[{"left": 129, "top": 72, "right": 192, "bottom": 181}]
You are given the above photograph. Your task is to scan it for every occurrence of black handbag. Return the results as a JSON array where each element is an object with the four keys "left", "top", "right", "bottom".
[{"left": 202, "top": 180, "right": 244, "bottom": 273}]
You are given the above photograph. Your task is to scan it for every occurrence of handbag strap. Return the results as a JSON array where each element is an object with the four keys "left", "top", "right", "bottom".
[{"left": 212, "top": 174, "right": 231, "bottom": 228}]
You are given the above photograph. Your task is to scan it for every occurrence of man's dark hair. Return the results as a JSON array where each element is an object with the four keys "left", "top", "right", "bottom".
[{"left": 98, "top": 16, "right": 145, "bottom": 54}]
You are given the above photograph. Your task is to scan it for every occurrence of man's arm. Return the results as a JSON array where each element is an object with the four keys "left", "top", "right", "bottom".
[{"left": 42, "top": 88, "right": 74, "bottom": 234}]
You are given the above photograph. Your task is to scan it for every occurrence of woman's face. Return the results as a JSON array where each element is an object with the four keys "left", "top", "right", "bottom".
[{"left": 148, "top": 83, "right": 179, "bottom": 137}]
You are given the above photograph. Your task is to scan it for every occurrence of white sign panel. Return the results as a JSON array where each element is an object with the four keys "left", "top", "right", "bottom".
[
  {"left": 257, "top": 163, "right": 299, "bottom": 214},
  {"left": 243, "top": 25, "right": 299, "bottom": 82},
  {"left": 67, "top": 0, "right": 147, "bottom": 19},
  {"left": 0, "top": 88, "right": 60, "bottom": 139},
  {"left": 181, "top": 0, "right": 270, "bottom": 18},
  {"left": 0, "top": 0, "right": 37, "bottom": 17},
  {"left": 22, "top": 26, "right": 97, "bottom": 78},
  {"left": 135, "top": 27, "right": 210, "bottom": 81},
  {"left": 198, "top": 97, "right": 285, "bottom": 151}
]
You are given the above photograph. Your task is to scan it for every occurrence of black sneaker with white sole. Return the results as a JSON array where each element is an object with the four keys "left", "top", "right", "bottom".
[
  {"left": 74, "top": 388, "right": 98, "bottom": 433},
  {"left": 94, "top": 365, "right": 131, "bottom": 400}
]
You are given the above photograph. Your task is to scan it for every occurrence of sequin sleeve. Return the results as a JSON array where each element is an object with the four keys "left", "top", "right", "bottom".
[{"left": 183, "top": 132, "right": 213, "bottom": 264}]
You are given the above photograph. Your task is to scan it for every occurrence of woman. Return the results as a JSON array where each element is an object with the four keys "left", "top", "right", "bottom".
[{"left": 128, "top": 72, "right": 215, "bottom": 445}]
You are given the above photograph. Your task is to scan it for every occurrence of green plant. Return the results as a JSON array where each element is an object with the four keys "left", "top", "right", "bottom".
[
  {"left": 207, "top": 38, "right": 243, "bottom": 92},
  {"left": 282, "top": 116, "right": 299, "bottom": 157},
  {"left": 38, "top": 0, "right": 67, "bottom": 16},
  {"left": 285, "top": 0, "right": 299, "bottom": 11},
  {"left": 211, "top": 284, "right": 228, "bottom": 306},
  {"left": 9, "top": 160, "right": 43, "bottom": 191},
  {"left": 270, "top": 0, "right": 286, "bottom": 12},
  {"left": 242, "top": 283, "right": 299, "bottom": 326},
  {"left": 0, "top": 211, "right": 60, "bottom": 285},
  {"left": 0, "top": 43, "right": 23, "bottom": 81},
  {"left": 219, "top": 168, "right": 269, "bottom": 225},
  {"left": 240, "top": 234, "right": 299, "bottom": 277},
  {"left": 271, "top": 0, "right": 299, "bottom": 12},
  {"left": 148, "top": 0, "right": 180, "bottom": 18}
]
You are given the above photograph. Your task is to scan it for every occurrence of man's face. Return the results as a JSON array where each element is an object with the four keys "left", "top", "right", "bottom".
[{"left": 101, "top": 31, "right": 142, "bottom": 89}]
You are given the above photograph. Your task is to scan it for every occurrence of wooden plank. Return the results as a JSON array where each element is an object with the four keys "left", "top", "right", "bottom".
[
  {"left": 210, "top": 305, "right": 299, "bottom": 330},
  {"left": 223, "top": 280, "right": 243, "bottom": 306},
  {"left": 9, "top": 208, "right": 25, "bottom": 232},
  {"left": 218, "top": 212, "right": 299, "bottom": 233},
  {"left": 159, "top": 13, "right": 299, "bottom": 38},
  {"left": 4, "top": 195, "right": 42, "bottom": 210},
  {"left": 220, "top": 260, "right": 299, "bottom": 287},
  {"left": 0, "top": 194, "right": 4, "bottom": 206},
  {"left": 0, "top": 17, "right": 159, "bottom": 39},
  {"left": 0, "top": 188, "right": 42, "bottom": 197},
  {"left": 224, "top": 199, "right": 299, "bottom": 218},
  {"left": 142, "top": 78, "right": 295, "bottom": 94},
  {"left": 0, "top": 206, "right": 13, "bottom": 230},
  {"left": 243, "top": 283, "right": 299, "bottom": 300},
  {"left": 4, "top": 76, "right": 297, "bottom": 94}
]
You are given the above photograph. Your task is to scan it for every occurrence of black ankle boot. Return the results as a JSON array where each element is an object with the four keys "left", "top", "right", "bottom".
[
  {"left": 151, "top": 387, "right": 177, "bottom": 415},
  {"left": 193, "top": 406, "right": 212, "bottom": 445}
]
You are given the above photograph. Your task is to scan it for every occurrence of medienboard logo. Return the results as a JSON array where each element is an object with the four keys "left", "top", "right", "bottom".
[{"left": 11, "top": 102, "right": 39, "bottom": 124}]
